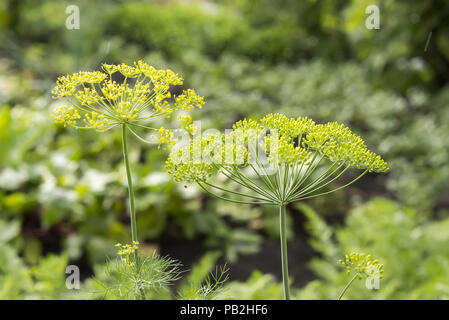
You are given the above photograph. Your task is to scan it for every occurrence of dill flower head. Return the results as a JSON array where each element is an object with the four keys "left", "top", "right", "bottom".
[
  {"left": 339, "top": 252, "right": 384, "bottom": 279},
  {"left": 165, "top": 113, "right": 388, "bottom": 204},
  {"left": 51, "top": 61, "right": 204, "bottom": 145}
]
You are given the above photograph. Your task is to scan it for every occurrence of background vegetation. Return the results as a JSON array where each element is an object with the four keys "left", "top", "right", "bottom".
[{"left": 1, "top": 0, "right": 449, "bottom": 299}]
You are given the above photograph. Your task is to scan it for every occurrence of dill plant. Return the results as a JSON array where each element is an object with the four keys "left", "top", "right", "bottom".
[
  {"left": 165, "top": 113, "right": 388, "bottom": 300},
  {"left": 51, "top": 61, "right": 204, "bottom": 299},
  {"left": 96, "top": 242, "right": 183, "bottom": 299}
]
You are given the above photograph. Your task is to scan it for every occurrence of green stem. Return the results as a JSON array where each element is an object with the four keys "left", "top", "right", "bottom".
[
  {"left": 279, "top": 205, "right": 291, "bottom": 300},
  {"left": 121, "top": 123, "right": 146, "bottom": 300},
  {"left": 338, "top": 273, "right": 359, "bottom": 300},
  {"left": 122, "top": 124, "right": 138, "bottom": 243}
]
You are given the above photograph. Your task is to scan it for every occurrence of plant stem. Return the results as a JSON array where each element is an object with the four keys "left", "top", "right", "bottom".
[
  {"left": 279, "top": 205, "right": 291, "bottom": 300},
  {"left": 122, "top": 124, "right": 138, "bottom": 243},
  {"left": 338, "top": 273, "right": 359, "bottom": 300},
  {"left": 121, "top": 123, "right": 146, "bottom": 300}
]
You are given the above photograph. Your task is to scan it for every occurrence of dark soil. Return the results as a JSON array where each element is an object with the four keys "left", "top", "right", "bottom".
[{"left": 159, "top": 207, "right": 318, "bottom": 289}]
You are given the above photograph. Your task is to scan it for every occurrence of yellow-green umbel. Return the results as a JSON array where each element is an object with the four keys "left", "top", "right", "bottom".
[
  {"left": 338, "top": 252, "right": 384, "bottom": 300},
  {"left": 165, "top": 113, "right": 388, "bottom": 300},
  {"left": 50, "top": 62, "right": 204, "bottom": 295},
  {"left": 51, "top": 61, "right": 204, "bottom": 142}
]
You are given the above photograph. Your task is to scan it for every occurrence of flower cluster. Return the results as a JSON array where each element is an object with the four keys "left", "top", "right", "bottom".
[
  {"left": 261, "top": 113, "right": 315, "bottom": 138},
  {"left": 115, "top": 241, "right": 140, "bottom": 271},
  {"left": 260, "top": 113, "right": 388, "bottom": 172},
  {"left": 165, "top": 113, "right": 388, "bottom": 204},
  {"left": 51, "top": 61, "right": 204, "bottom": 144},
  {"left": 51, "top": 106, "right": 81, "bottom": 127},
  {"left": 339, "top": 252, "right": 384, "bottom": 279}
]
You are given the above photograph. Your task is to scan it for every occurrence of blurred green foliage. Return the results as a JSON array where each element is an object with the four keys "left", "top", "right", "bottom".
[
  {"left": 0, "top": 0, "right": 448, "bottom": 299},
  {"left": 298, "top": 198, "right": 449, "bottom": 299}
]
